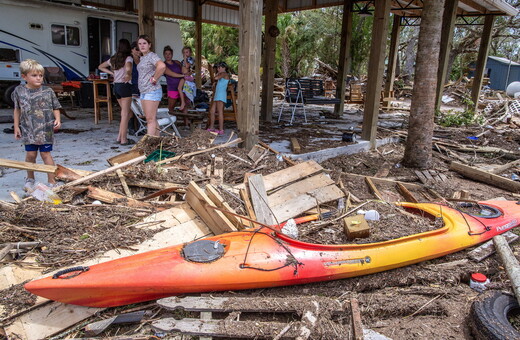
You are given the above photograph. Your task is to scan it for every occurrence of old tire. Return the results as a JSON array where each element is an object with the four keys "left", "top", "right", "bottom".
[
  {"left": 3, "top": 83, "right": 18, "bottom": 108},
  {"left": 470, "top": 290, "right": 520, "bottom": 340}
]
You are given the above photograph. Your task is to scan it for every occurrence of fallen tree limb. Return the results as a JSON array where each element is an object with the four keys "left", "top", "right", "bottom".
[{"left": 156, "top": 138, "right": 242, "bottom": 165}]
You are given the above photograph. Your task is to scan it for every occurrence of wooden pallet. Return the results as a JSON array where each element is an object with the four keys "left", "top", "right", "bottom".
[
  {"left": 152, "top": 295, "right": 348, "bottom": 339},
  {"left": 414, "top": 169, "right": 448, "bottom": 184}
]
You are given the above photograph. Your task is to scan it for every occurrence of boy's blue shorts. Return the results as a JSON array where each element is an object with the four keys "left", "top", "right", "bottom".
[{"left": 25, "top": 144, "right": 53, "bottom": 152}]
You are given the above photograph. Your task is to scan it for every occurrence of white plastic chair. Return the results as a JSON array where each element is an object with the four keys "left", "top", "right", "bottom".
[{"left": 131, "top": 98, "right": 181, "bottom": 137}]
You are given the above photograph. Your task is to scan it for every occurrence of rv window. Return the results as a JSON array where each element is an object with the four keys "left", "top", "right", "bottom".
[
  {"left": 51, "top": 25, "right": 66, "bottom": 45},
  {"left": 67, "top": 26, "right": 80, "bottom": 46}
]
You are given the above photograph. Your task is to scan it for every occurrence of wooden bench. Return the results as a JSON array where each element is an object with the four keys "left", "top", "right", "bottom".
[{"left": 278, "top": 78, "right": 341, "bottom": 124}]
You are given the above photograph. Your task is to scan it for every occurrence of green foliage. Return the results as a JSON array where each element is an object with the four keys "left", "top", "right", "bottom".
[{"left": 436, "top": 97, "right": 483, "bottom": 127}]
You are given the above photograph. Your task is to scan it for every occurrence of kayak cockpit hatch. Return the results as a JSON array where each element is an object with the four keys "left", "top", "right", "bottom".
[
  {"left": 182, "top": 240, "right": 225, "bottom": 263},
  {"left": 457, "top": 202, "right": 502, "bottom": 219}
]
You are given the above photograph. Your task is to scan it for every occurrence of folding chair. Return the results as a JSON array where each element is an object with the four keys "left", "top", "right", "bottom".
[{"left": 131, "top": 98, "right": 181, "bottom": 137}]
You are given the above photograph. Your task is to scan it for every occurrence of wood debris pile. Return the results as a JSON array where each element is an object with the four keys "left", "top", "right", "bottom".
[{"left": 0, "top": 112, "right": 519, "bottom": 339}]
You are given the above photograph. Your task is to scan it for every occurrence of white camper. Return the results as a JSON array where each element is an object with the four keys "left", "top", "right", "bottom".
[{"left": 0, "top": 0, "right": 183, "bottom": 106}]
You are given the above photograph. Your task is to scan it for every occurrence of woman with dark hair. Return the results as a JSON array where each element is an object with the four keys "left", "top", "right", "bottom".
[
  {"left": 162, "top": 45, "right": 189, "bottom": 123},
  {"left": 136, "top": 34, "right": 166, "bottom": 136},
  {"left": 98, "top": 38, "right": 134, "bottom": 145}
]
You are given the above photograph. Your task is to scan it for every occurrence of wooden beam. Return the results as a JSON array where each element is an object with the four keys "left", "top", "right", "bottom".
[
  {"left": 383, "top": 14, "right": 401, "bottom": 107},
  {"left": 195, "top": 0, "right": 203, "bottom": 89},
  {"left": 494, "top": 235, "right": 520, "bottom": 304},
  {"left": 87, "top": 186, "right": 151, "bottom": 208},
  {"left": 260, "top": 0, "right": 278, "bottom": 122},
  {"left": 334, "top": 0, "right": 353, "bottom": 116},
  {"left": 237, "top": 0, "right": 262, "bottom": 149},
  {"left": 290, "top": 137, "right": 301, "bottom": 153},
  {"left": 186, "top": 181, "right": 237, "bottom": 234},
  {"left": 361, "top": 0, "right": 391, "bottom": 147},
  {"left": 449, "top": 161, "right": 520, "bottom": 193},
  {"left": 471, "top": 15, "right": 494, "bottom": 108},
  {"left": 205, "top": 184, "right": 244, "bottom": 229},
  {"left": 0, "top": 158, "right": 56, "bottom": 173},
  {"left": 138, "top": 0, "right": 155, "bottom": 45},
  {"left": 248, "top": 174, "right": 277, "bottom": 225},
  {"left": 435, "top": 0, "right": 458, "bottom": 111}
]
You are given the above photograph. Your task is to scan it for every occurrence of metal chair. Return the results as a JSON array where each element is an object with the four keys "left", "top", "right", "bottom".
[{"left": 131, "top": 98, "right": 181, "bottom": 137}]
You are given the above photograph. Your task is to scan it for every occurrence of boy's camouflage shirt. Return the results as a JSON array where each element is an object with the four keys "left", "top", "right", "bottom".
[{"left": 12, "top": 85, "right": 61, "bottom": 145}]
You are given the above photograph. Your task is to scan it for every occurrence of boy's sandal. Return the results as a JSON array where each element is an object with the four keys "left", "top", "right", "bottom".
[{"left": 120, "top": 139, "right": 136, "bottom": 145}]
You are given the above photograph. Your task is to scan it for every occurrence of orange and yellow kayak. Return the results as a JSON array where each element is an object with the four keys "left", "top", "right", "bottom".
[{"left": 25, "top": 200, "right": 520, "bottom": 307}]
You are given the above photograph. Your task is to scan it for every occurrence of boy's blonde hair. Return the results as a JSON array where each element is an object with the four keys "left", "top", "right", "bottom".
[{"left": 19, "top": 59, "right": 44, "bottom": 75}]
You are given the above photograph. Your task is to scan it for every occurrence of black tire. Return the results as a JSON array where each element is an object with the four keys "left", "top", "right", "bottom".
[
  {"left": 3, "top": 83, "right": 18, "bottom": 108},
  {"left": 470, "top": 290, "right": 520, "bottom": 340}
]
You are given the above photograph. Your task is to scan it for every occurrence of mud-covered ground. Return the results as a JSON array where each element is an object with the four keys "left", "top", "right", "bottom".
[{"left": 1, "top": 101, "right": 520, "bottom": 339}]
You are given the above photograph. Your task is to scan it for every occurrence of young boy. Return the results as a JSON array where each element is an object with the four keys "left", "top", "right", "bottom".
[{"left": 13, "top": 59, "right": 61, "bottom": 191}]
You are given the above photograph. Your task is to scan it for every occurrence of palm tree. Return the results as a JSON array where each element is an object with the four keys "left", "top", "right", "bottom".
[{"left": 402, "top": 0, "right": 446, "bottom": 168}]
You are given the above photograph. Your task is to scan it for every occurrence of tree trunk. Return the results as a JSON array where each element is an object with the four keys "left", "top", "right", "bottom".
[{"left": 402, "top": 0, "right": 445, "bottom": 168}]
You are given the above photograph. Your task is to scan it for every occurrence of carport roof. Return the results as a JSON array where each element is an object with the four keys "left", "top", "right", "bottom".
[{"left": 76, "top": 0, "right": 518, "bottom": 27}]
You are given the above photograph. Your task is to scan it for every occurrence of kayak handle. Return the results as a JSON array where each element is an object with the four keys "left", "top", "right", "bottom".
[{"left": 52, "top": 266, "right": 90, "bottom": 279}]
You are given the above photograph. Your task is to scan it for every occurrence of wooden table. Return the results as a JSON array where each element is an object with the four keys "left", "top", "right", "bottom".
[
  {"left": 169, "top": 110, "right": 207, "bottom": 130},
  {"left": 92, "top": 79, "right": 113, "bottom": 124}
]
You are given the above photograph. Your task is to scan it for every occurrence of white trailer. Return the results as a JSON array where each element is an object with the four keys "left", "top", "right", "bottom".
[{"left": 0, "top": 0, "right": 183, "bottom": 106}]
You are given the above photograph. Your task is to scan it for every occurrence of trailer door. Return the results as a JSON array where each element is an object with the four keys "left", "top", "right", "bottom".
[
  {"left": 116, "top": 21, "right": 138, "bottom": 46},
  {"left": 87, "top": 17, "right": 112, "bottom": 74}
]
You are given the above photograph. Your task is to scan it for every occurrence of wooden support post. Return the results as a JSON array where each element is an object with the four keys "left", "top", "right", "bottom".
[
  {"left": 238, "top": 0, "right": 262, "bottom": 149},
  {"left": 361, "top": 0, "right": 391, "bottom": 147},
  {"left": 195, "top": 0, "right": 203, "bottom": 89},
  {"left": 471, "top": 15, "right": 494, "bottom": 109},
  {"left": 494, "top": 235, "right": 520, "bottom": 304},
  {"left": 138, "top": 0, "right": 155, "bottom": 46},
  {"left": 260, "top": 0, "right": 278, "bottom": 122},
  {"left": 383, "top": 14, "right": 401, "bottom": 108},
  {"left": 435, "top": 0, "right": 458, "bottom": 112},
  {"left": 333, "top": 0, "right": 353, "bottom": 117}
]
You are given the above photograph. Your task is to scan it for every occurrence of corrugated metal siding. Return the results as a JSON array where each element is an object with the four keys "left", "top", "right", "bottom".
[
  {"left": 487, "top": 58, "right": 520, "bottom": 91},
  {"left": 203, "top": 4, "right": 239, "bottom": 26},
  {"left": 154, "top": 0, "right": 193, "bottom": 19}
]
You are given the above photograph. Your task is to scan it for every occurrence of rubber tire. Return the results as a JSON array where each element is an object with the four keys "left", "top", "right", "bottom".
[
  {"left": 470, "top": 290, "right": 520, "bottom": 340},
  {"left": 3, "top": 83, "right": 18, "bottom": 108}
]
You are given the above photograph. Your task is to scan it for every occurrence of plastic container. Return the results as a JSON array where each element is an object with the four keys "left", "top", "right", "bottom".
[
  {"left": 31, "top": 183, "right": 62, "bottom": 204},
  {"left": 470, "top": 273, "right": 490, "bottom": 292}
]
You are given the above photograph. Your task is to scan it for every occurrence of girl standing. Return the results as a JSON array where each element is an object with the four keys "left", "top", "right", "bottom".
[
  {"left": 136, "top": 35, "right": 166, "bottom": 136},
  {"left": 207, "top": 62, "right": 230, "bottom": 135},
  {"left": 98, "top": 38, "right": 134, "bottom": 145},
  {"left": 163, "top": 45, "right": 187, "bottom": 115}
]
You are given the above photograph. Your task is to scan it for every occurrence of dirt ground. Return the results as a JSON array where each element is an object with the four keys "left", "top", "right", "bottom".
[{"left": 1, "top": 101, "right": 520, "bottom": 339}]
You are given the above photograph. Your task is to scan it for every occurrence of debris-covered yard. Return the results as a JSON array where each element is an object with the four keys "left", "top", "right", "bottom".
[{"left": 1, "top": 96, "right": 520, "bottom": 340}]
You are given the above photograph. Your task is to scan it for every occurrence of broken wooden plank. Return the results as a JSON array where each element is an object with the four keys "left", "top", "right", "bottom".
[
  {"left": 152, "top": 318, "right": 297, "bottom": 338},
  {"left": 494, "top": 235, "right": 520, "bottom": 303},
  {"left": 488, "top": 158, "right": 520, "bottom": 174},
  {"left": 248, "top": 174, "right": 277, "bottom": 225},
  {"left": 107, "top": 149, "right": 145, "bottom": 166},
  {"left": 156, "top": 138, "right": 242, "bottom": 165},
  {"left": 60, "top": 155, "right": 146, "bottom": 190},
  {"left": 247, "top": 144, "right": 267, "bottom": 162},
  {"left": 468, "top": 231, "right": 518, "bottom": 262},
  {"left": 414, "top": 170, "right": 429, "bottom": 184},
  {"left": 258, "top": 141, "right": 297, "bottom": 166},
  {"left": 239, "top": 188, "right": 256, "bottom": 227},
  {"left": 268, "top": 173, "right": 334, "bottom": 208},
  {"left": 351, "top": 298, "right": 363, "bottom": 340},
  {"left": 340, "top": 171, "right": 422, "bottom": 190},
  {"left": 86, "top": 186, "right": 151, "bottom": 209},
  {"left": 270, "top": 184, "right": 344, "bottom": 222},
  {"left": 210, "top": 156, "right": 223, "bottom": 186},
  {"left": 54, "top": 164, "right": 90, "bottom": 181},
  {"left": 449, "top": 161, "right": 520, "bottom": 193},
  {"left": 343, "top": 215, "right": 370, "bottom": 240},
  {"left": 364, "top": 177, "right": 384, "bottom": 201},
  {"left": 116, "top": 169, "right": 132, "bottom": 197},
  {"left": 186, "top": 181, "right": 237, "bottom": 234},
  {"left": 84, "top": 311, "right": 147, "bottom": 336},
  {"left": 125, "top": 179, "right": 182, "bottom": 190},
  {"left": 396, "top": 182, "right": 419, "bottom": 203},
  {"left": 205, "top": 184, "right": 244, "bottom": 229},
  {"left": 0, "top": 158, "right": 56, "bottom": 173},
  {"left": 290, "top": 137, "right": 301, "bottom": 154},
  {"left": 157, "top": 295, "right": 344, "bottom": 313},
  {"left": 236, "top": 160, "right": 323, "bottom": 192}
]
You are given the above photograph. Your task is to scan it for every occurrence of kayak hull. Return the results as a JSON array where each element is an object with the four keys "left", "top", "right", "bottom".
[{"left": 25, "top": 201, "right": 520, "bottom": 307}]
